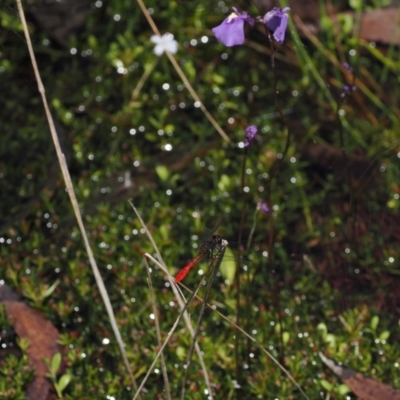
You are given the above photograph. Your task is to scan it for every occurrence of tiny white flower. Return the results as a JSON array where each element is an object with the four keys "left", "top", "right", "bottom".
[{"left": 150, "top": 33, "right": 178, "bottom": 56}]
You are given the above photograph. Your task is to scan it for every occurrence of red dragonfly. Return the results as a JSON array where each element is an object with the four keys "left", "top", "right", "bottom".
[{"left": 175, "top": 235, "right": 226, "bottom": 283}]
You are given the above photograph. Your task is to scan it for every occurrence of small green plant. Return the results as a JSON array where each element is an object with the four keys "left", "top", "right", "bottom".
[
  {"left": 0, "top": 336, "right": 34, "bottom": 400},
  {"left": 45, "top": 353, "right": 72, "bottom": 399}
]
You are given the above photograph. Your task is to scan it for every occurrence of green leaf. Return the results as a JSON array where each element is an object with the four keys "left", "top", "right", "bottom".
[
  {"left": 148, "top": 116, "right": 161, "bottom": 129},
  {"left": 57, "top": 374, "right": 72, "bottom": 392},
  {"left": 320, "top": 15, "right": 333, "bottom": 31},
  {"left": 176, "top": 346, "right": 186, "bottom": 360},
  {"left": 156, "top": 165, "right": 170, "bottom": 181},
  {"left": 325, "top": 333, "right": 336, "bottom": 348},
  {"left": 218, "top": 174, "right": 231, "bottom": 191},
  {"left": 349, "top": 0, "right": 362, "bottom": 10},
  {"left": 274, "top": 323, "right": 282, "bottom": 334},
  {"left": 0, "top": 10, "right": 23, "bottom": 31},
  {"left": 379, "top": 330, "right": 390, "bottom": 341},
  {"left": 88, "top": 35, "right": 98, "bottom": 49},
  {"left": 51, "top": 353, "right": 62, "bottom": 375},
  {"left": 42, "top": 280, "right": 60, "bottom": 300},
  {"left": 182, "top": 60, "right": 196, "bottom": 81},
  {"left": 134, "top": 364, "right": 148, "bottom": 378},
  {"left": 211, "top": 74, "right": 225, "bottom": 85},
  {"left": 218, "top": 247, "right": 236, "bottom": 284},
  {"left": 52, "top": 98, "right": 62, "bottom": 110},
  {"left": 317, "top": 322, "right": 328, "bottom": 337},
  {"left": 337, "top": 14, "right": 354, "bottom": 36},
  {"left": 337, "top": 384, "right": 350, "bottom": 395},
  {"left": 282, "top": 331, "right": 290, "bottom": 345},
  {"left": 320, "top": 379, "right": 333, "bottom": 391},
  {"left": 17, "top": 338, "right": 30, "bottom": 352},
  {"left": 159, "top": 224, "right": 169, "bottom": 240},
  {"left": 371, "top": 315, "right": 379, "bottom": 331}
]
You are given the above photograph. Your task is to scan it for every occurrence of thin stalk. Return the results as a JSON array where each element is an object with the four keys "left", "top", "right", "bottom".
[
  {"left": 262, "top": 26, "right": 288, "bottom": 367},
  {"left": 235, "top": 147, "right": 248, "bottom": 391}
]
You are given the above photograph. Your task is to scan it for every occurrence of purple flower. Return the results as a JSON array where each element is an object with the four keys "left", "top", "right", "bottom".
[
  {"left": 212, "top": 8, "right": 255, "bottom": 47},
  {"left": 257, "top": 200, "right": 270, "bottom": 214},
  {"left": 263, "top": 7, "right": 290, "bottom": 44},
  {"left": 244, "top": 125, "right": 258, "bottom": 147},
  {"left": 342, "top": 84, "right": 356, "bottom": 97},
  {"left": 343, "top": 62, "right": 352, "bottom": 73}
]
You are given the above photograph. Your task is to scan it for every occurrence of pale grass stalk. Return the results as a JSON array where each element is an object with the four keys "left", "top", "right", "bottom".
[
  {"left": 135, "top": 0, "right": 232, "bottom": 144},
  {"left": 129, "top": 201, "right": 214, "bottom": 398},
  {"left": 144, "top": 257, "right": 171, "bottom": 400},
  {"left": 133, "top": 255, "right": 206, "bottom": 400},
  {"left": 15, "top": 0, "right": 139, "bottom": 393},
  {"left": 145, "top": 253, "right": 310, "bottom": 400}
]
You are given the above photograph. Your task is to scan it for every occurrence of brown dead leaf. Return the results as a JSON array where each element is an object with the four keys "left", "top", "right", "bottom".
[
  {"left": 0, "top": 284, "right": 64, "bottom": 400},
  {"left": 358, "top": 8, "right": 400, "bottom": 45},
  {"left": 320, "top": 352, "right": 400, "bottom": 400}
]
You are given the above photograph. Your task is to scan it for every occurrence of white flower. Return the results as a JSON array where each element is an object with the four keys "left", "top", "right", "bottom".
[{"left": 150, "top": 33, "right": 178, "bottom": 56}]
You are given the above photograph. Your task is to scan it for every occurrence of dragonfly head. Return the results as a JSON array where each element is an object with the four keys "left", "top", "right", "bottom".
[{"left": 211, "top": 235, "right": 228, "bottom": 248}]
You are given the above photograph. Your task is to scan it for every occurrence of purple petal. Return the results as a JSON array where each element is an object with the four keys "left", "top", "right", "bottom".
[
  {"left": 212, "top": 9, "right": 255, "bottom": 47},
  {"left": 263, "top": 8, "right": 279, "bottom": 25},
  {"left": 257, "top": 200, "right": 270, "bottom": 214},
  {"left": 244, "top": 125, "right": 258, "bottom": 147},
  {"left": 263, "top": 7, "right": 290, "bottom": 44},
  {"left": 243, "top": 13, "right": 256, "bottom": 27},
  {"left": 233, "top": 7, "right": 255, "bottom": 26},
  {"left": 343, "top": 62, "right": 352, "bottom": 73},
  {"left": 261, "top": 203, "right": 270, "bottom": 214},
  {"left": 212, "top": 16, "right": 246, "bottom": 47},
  {"left": 342, "top": 84, "right": 357, "bottom": 94},
  {"left": 272, "top": 13, "right": 288, "bottom": 44}
]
